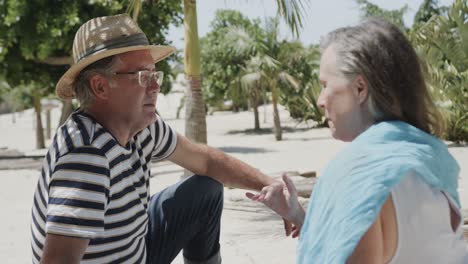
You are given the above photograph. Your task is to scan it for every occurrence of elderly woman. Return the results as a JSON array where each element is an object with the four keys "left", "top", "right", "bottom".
[{"left": 248, "top": 18, "right": 468, "bottom": 263}]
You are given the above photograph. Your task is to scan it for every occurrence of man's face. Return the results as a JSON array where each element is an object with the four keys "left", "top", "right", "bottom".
[{"left": 108, "top": 50, "right": 160, "bottom": 132}]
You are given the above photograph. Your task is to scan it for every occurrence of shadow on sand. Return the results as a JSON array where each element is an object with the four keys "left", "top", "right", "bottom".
[
  {"left": 218, "top": 146, "right": 273, "bottom": 154},
  {"left": 226, "top": 126, "right": 313, "bottom": 135}
]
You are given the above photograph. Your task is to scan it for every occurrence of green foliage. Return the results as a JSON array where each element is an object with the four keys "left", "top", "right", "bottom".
[
  {"left": 356, "top": 0, "right": 409, "bottom": 30},
  {"left": 355, "top": 0, "right": 467, "bottom": 142},
  {"left": 201, "top": 10, "right": 325, "bottom": 128},
  {"left": 0, "top": 0, "right": 182, "bottom": 112},
  {"left": 278, "top": 43, "right": 325, "bottom": 125},
  {"left": 200, "top": 10, "right": 262, "bottom": 110},
  {"left": 0, "top": 76, "right": 10, "bottom": 103},
  {"left": 414, "top": 0, "right": 446, "bottom": 25},
  {"left": 410, "top": 0, "right": 468, "bottom": 143}
]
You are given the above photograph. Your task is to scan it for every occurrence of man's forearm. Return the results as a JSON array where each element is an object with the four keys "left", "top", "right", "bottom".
[{"left": 205, "top": 147, "right": 275, "bottom": 191}]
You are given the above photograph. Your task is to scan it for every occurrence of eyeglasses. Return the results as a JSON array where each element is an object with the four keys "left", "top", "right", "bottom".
[{"left": 113, "top": 70, "right": 164, "bottom": 87}]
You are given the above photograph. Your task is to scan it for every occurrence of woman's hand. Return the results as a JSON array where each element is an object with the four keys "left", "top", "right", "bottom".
[{"left": 246, "top": 174, "right": 305, "bottom": 237}]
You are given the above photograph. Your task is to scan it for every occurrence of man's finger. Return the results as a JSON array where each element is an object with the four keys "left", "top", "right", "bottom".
[{"left": 245, "top": 192, "right": 260, "bottom": 200}]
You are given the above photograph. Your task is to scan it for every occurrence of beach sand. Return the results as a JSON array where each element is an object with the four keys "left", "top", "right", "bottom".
[{"left": 1, "top": 92, "right": 467, "bottom": 263}]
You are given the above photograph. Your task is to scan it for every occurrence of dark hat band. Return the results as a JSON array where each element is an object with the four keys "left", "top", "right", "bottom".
[{"left": 76, "top": 33, "right": 149, "bottom": 63}]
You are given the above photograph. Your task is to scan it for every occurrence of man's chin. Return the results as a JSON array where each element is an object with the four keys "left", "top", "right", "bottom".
[
  {"left": 146, "top": 113, "right": 157, "bottom": 126},
  {"left": 137, "top": 112, "right": 157, "bottom": 130}
]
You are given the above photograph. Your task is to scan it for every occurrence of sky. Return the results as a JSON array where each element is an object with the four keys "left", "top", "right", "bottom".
[{"left": 166, "top": 0, "right": 454, "bottom": 49}]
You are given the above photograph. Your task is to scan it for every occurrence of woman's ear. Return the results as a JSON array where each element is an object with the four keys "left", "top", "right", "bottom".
[
  {"left": 89, "top": 74, "right": 111, "bottom": 100},
  {"left": 353, "top": 75, "right": 369, "bottom": 104}
]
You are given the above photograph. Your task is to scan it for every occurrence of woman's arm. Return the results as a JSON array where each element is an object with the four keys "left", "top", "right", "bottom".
[{"left": 347, "top": 195, "right": 397, "bottom": 264}]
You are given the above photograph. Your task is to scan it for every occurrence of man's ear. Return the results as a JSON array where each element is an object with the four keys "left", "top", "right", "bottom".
[
  {"left": 89, "top": 74, "right": 111, "bottom": 100},
  {"left": 353, "top": 75, "right": 369, "bottom": 104}
]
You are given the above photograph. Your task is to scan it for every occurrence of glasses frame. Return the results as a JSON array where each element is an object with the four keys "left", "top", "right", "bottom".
[{"left": 113, "top": 70, "right": 164, "bottom": 87}]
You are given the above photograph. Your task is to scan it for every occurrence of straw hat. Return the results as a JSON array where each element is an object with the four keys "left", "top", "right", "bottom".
[{"left": 56, "top": 14, "right": 175, "bottom": 100}]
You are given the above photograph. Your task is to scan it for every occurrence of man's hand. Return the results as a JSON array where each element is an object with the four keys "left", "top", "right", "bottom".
[{"left": 246, "top": 174, "right": 305, "bottom": 237}]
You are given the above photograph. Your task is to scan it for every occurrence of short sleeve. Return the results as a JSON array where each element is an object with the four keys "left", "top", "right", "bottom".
[
  {"left": 150, "top": 116, "right": 178, "bottom": 161},
  {"left": 46, "top": 147, "right": 110, "bottom": 239}
]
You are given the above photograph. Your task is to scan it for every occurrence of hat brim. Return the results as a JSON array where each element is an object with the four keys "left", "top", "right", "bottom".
[{"left": 56, "top": 45, "right": 176, "bottom": 100}]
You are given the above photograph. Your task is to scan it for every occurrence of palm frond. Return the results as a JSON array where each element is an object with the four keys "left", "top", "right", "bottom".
[
  {"left": 126, "top": 0, "right": 142, "bottom": 21},
  {"left": 278, "top": 71, "right": 300, "bottom": 90},
  {"left": 241, "top": 72, "right": 262, "bottom": 90},
  {"left": 224, "top": 26, "right": 256, "bottom": 56},
  {"left": 275, "top": 0, "right": 308, "bottom": 37},
  {"left": 260, "top": 55, "right": 280, "bottom": 70}
]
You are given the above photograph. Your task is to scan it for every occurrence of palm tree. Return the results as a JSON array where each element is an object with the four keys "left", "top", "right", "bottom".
[
  {"left": 410, "top": 0, "right": 468, "bottom": 142},
  {"left": 242, "top": 55, "right": 298, "bottom": 141},
  {"left": 278, "top": 42, "right": 325, "bottom": 126},
  {"left": 128, "top": 0, "right": 308, "bottom": 144},
  {"left": 226, "top": 18, "right": 300, "bottom": 140},
  {"left": 240, "top": 56, "right": 274, "bottom": 131},
  {"left": 183, "top": 0, "right": 207, "bottom": 143}
]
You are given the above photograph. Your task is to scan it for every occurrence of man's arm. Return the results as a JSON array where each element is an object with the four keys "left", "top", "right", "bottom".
[
  {"left": 168, "top": 133, "right": 276, "bottom": 191},
  {"left": 40, "top": 234, "right": 89, "bottom": 264}
]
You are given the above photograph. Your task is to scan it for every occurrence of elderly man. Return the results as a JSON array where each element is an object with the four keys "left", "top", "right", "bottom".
[{"left": 30, "top": 14, "right": 287, "bottom": 264}]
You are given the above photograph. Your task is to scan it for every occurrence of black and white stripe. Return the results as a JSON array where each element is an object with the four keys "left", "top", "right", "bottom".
[{"left": 31, "top": 110, "right": 177, "bottom": 263}]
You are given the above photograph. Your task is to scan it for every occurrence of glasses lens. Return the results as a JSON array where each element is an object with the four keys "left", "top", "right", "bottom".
[
  {"left": 137, "top": 71, "right": 146, "bottom": 87},
  {"left": 156, "top": 71, "right": 164, "bottom": 86},
  {"left": 138, "top": 71, "right": 163, "bottom": 87}
]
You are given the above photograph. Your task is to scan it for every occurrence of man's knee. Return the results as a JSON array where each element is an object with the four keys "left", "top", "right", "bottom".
[
  {"left": 180, "top": 175, "right": 224, "bottom": 217},
  {"left": 187, "top": 175, "right": 224, "bottom": 199}
]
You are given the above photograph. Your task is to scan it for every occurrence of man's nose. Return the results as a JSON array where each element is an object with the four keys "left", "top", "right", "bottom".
[{"left": 147, "top": 76, "right": 160, "bottom": 94}]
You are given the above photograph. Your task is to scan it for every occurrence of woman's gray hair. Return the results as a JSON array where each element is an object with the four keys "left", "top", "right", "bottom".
[
  {"left": 72, "top": 55, "right": 120, "bottom": 110},
  {"left": 320, "top": 17, "right": 444, "bottom": 136}
]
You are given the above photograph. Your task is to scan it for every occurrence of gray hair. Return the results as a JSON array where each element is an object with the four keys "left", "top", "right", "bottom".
[
  {"left": 320, "top": 17, "right": 444, "bottom": 136},
  {"left": 72, "top": 55, "right": 120, "bottom": 110}
]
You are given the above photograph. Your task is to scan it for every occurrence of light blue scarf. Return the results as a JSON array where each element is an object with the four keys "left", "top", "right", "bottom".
[{"left": 297, "top": 121, "right": 460, "bottom": 264}]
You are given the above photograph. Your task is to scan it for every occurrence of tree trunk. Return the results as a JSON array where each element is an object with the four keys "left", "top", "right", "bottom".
[
  {"left": 271, "top": 91, "right": 282, "bottom": 141},
  {"left": 183, "top": 0, "right": 207, "bottom": 178},
  {"left": 34, "top": 94, "right": 45, "bottom": 149},
  {"left": 183, "top": 0, "right": 207, "bottom": 144},
  {"left": 253, "top": 104, "right": 260, "bottom": 130},
  {"left": 262, "top": 84, "right": 267, "bottom": 124},
  {"left": 252, "top": 88, "right": 260, "bottom": 130},
  {"left": 45, "top": 109, "right": 51, "bottom": 140},
  {"left": 59, "top": 100, "right": 74, "bottom": 127},
  {"left": 184, "top": 77, "right": 207, "bottom": 144}
]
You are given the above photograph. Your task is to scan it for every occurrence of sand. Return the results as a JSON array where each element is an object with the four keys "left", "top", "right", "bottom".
[{"left": 0, "top": 92, "right": 467, "bottom": 263}]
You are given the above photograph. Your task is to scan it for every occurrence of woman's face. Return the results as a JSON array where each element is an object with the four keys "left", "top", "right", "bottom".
[{"left": 317, "top": 46, "right": 373, "bottom": 142}]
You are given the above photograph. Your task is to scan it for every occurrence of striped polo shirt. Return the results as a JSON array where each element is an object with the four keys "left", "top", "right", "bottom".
[{"left": 30, "top": 110, "right": 177, "bottom": 263}]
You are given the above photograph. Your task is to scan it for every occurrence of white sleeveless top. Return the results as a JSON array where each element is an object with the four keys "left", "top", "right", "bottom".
[{"left": 389, "top": 171, "right": 468, "bottom": 264}]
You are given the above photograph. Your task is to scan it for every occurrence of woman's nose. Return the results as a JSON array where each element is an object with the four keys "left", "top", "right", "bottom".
[{"left": 317, "top": 90, "right": 325, "bottom": 109}]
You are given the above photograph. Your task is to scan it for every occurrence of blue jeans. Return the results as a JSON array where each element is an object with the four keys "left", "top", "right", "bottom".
[{"left": 146, "top": 175, "right": 224, "bottom": 264}]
